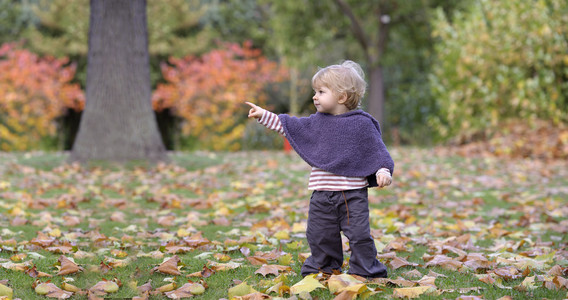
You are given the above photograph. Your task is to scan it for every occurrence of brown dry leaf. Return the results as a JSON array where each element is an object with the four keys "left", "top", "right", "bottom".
[
  {"left": 62, "top": 215, "right": 81, "bottom": 226},
  {"left": 553, "top": 276, "right": 568, "bottom": 289},
  {"left": 133, "top": 291, "right": 150, "bottom": 300},
  {"left": 187, "top": 265, "right": 215, "bottom": 278},
  {"left": 390, "top": 256, "right": 419, "bottom": 270},
  {"left": 56, "top": 256, "right": 83, "bottom": 275},
  {"left": 255, "top": 264, "right": 292, "bottom": 277},
  {"left": 424, "top": 255, "right": 463, "bottom": 271},
  {"left": 416, "top": 275, "right": 437, "bottom": 288},
  {"left": 369, "top": 277, "right": 416, "bottom": 288},
  {"left": 493, "top": 266, "right": 522, "bottom": 281},
  {"left": 165, "top": 244, "right": 192, "bottom": 254},
  {"left": 255, "top": 264, "right": 279, "bottom": 277},
  {"left": 46, "top": 244, "right": 74, "bottom": 254},
  {"left": 254, "top": 249, "right": 286, "bottom": 261},
  {"left": 463, "top": 258, "right": 495, "bottom": 273},
  {"left": 152, "top": 255, "right": 182, "bottom": 275},
  {"left": 30, "top": 232, "right": 56, "bottom": 247},
  {"left": 137, "top": 280, "right": 153, "bottom": 293},
  {"left": 247, "top": 256, "right": 268, "bottom": 266},
  {"left": 333, "top": 290, "right": 358, "bottom": 300},
  {"left": 157, "top": 215, "right": 176, "bottom": 227},
  {"left": 25, "top": 265, "right": 52, "bottom": 278},
  {"left": 547, "top": 265, "right": 568, "bottom": 276},
  {"left": 99, "top": 261, "right": 113, "bottom": 274},
  {"left": 478, "top": 274, "right": 496, "bottom": 285},
  {"left": 183, "top": 233, "right": 210, "bottom": 248}
]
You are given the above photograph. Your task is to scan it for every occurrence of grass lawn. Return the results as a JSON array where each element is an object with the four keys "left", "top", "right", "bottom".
[{"left": 0, "top": 148, "right": 567, "bottom": 299}]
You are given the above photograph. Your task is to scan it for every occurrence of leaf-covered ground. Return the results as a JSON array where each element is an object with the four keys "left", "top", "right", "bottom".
[{"left": 0, "top": 149, "right": 567, "bottom": 299}]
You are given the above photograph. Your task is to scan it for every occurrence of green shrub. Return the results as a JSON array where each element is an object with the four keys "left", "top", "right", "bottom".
[{"left": 429, "top": 0, "right": 568, "bottom": 141}]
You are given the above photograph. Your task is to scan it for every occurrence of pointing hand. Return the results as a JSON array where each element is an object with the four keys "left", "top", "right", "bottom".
[{"left": 245, "top": 102, "right": 265, "bottom": 119}]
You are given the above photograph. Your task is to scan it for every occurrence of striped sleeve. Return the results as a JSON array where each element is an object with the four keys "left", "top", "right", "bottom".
[{"left": 258, "top": 110, "right": 285, "bottom": 136}]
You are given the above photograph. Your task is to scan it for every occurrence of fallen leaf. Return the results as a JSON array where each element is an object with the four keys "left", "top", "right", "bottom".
[
  {"left": 34, "top": 282, "right": 73, "bottom": 299},
  {"left": 0, "top": 283, "right": 13, "bottom": 300},
  {"left": 152, "top": 255, "right": 182, "bottom": 275},
  {"left": 392, "top": 286, "right": 435, "bottom": 299},
  {"left": 255, "top": 264, "right": 292, "bottom": 277},
  {"left": 228, "top": 282, "right": 257, "bottom": 299},
  {"left": 25, "top": 265, "right": 52, "bottom": 278},
  {"left": 390, "top": 256, "right": 420, "bottom": 270},
  {"left": 56, "top": 256, "right": 83, "bottom": 275},
  {"left": 290, "top": 274, "right": 325, "bottom": 295},
  {"left": 247, "top": 256, "right": 268, "bottom": 266},
  {"left": 327, "top": 274, "right": 364, "bottom": 294},
  {"left": 89, "top": 280, "right": 120, "bottom": 295}
]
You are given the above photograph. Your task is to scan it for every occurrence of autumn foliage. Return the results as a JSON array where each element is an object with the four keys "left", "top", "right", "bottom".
[
  {"left": 153, "top": 42, "right": 287, "bottom": 150},
  {"left": 0, "top": 43, "right": 84, "bottom": 151}
]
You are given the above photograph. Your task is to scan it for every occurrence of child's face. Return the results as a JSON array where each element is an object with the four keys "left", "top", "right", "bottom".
[{"left": 312, "top": 86, "right": 348, "bottom": 115}]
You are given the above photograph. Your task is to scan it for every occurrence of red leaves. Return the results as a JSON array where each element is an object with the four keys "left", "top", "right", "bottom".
[
  {"left": 152, "top": 42, "right": 287, "bottom": 150},
  {"left": 0, "top": 43, "right": 84, "bottom": 151}
]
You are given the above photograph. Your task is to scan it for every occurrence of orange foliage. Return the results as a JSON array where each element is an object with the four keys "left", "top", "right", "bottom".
[
  {"left": 153, "top": 42, "right": 287, "bottom": 150},
  {"left": 0, "top": 43, "right": 84, "bottom": 151}
]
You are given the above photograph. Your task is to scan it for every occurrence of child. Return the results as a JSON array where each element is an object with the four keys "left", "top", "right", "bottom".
[{"left": 245, "top": 60, "right": 393, "bottom": 279}]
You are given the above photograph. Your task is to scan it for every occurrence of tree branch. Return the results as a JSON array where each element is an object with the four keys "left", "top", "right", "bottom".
[{"left": 333, "top": 0, "right": 370, "bottom": 58}]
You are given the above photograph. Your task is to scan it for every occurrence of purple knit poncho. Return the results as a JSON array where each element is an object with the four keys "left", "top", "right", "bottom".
[{"left": 279, "top": 110, "right": 394, "bottom": 187}]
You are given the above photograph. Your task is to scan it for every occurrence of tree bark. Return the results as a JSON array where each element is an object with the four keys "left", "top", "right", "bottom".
[
  {"left": 333, "top": 0, "right": 389, "bottom": 125},
  {"left": 367, "top": 65, "right": 386, "bottom": 126},
  {"left": 70, "top": 0, "right": 167, "bottom": 163}
]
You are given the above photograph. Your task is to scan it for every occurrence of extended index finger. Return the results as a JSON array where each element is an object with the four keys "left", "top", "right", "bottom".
[{"left": 245, "top": 101, "right": 258, "bottom": 109}]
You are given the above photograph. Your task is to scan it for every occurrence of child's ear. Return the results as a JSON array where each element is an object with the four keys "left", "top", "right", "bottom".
[{"left": 337, "top": 92, "right": 348, "bottom": 104}]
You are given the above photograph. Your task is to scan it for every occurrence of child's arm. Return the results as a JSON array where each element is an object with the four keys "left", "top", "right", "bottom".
[{"left": 245, "top": 102, "right": 285, "bottom": 136}]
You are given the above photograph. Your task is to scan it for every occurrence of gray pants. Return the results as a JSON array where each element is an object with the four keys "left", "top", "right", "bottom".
[{"left": 301, "top": 188, "right": 387, "bottom": 278}]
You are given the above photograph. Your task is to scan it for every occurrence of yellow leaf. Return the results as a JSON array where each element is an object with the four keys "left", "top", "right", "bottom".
[
  {"left": 393, "top": 286, "right": 435, "bottom": 299},
  {"left": 327, "top": 274, "right": 364, "bottom": 294},
  {"left": 277, "top": 253, "right": 292, "bottom": 266},
  {"left": 273, "top": 230, "right": 290, "bottom": 240},
  {"left": 0, "top": 284, "right": 13, "bottom": 300},
  {"left": 177, "top": 228, "right": 191, "bottom": 237},
  {"left": 290, "top": 274, "right": 325, "bottom": 295},
  {"left": 228, "top": 282, "right": 257, "bottom": 299}
]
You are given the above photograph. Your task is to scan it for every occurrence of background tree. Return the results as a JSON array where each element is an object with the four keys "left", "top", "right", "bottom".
[
  {"left": 23, "top": 0, "right": 216, "bottom": 149},
  {"left": 70, "top": 0, "right": 167, "bottom": 163}
]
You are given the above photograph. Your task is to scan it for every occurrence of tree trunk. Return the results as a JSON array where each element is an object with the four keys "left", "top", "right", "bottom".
[
  {"left": 367, "top": 64, "right": 386, "bottom": 126},
  {"left": 70, "top": 0, "right": 167, "bottom": 163}
]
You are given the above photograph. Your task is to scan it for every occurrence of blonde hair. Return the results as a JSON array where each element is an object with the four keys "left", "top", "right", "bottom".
[{"left": 311, "top": 60, "right": 367, "bottom": 110}]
